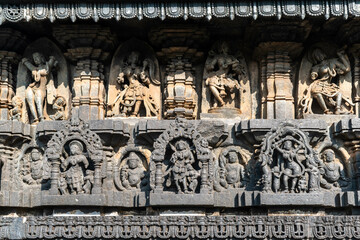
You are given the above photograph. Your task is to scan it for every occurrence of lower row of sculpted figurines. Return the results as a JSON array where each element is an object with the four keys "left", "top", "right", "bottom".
[{"left": 17, "top": 146, "right": 351, "bottom": 195}]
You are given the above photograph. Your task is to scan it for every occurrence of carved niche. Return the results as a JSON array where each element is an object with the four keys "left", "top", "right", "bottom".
[
  {"left": 298, "top": 43, "right": 354, "bottom": 117},
  {"left": 45, "top": 119, "right": 104, "bottom": 195},
  {"left": 107, "top": 39, "right": 161, "bottom": 118},
  {"left": 15, "top": 38, "right": 70, "bottom": 124},
  {"left": 114, "top": 146, "right": 150, "bottom": 191},
  {"left": 213, "top": 146, "right": 248, "bottom": 191},
  {"left": 16, "top": 144, "right": 50, "bottom": 186},
  {"left": 150, "top": 118, "right": 213, "bottom": 194},
  {"left": 318, "top": 148, "right": 351, "bottom": 190},
  {"left": 201, "top": 41, "right": 251, "bottom": 118},
  {"left": 259, "top": 123, "right": 322, "bottom": 193}
]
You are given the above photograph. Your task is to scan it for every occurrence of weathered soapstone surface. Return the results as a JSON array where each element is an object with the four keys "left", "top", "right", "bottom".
[{"left": 0, "top": 4, "right": 360, "bottom": 239}]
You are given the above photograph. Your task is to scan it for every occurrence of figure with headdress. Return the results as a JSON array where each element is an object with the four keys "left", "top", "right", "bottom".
[
  {"left": 218, "top": 149, "right": 245, "bottom": 189},
  {"left": 22, "top": 148, "right": 45, "bottom": 185},
  {"left": 9, "top": 96, "right": 23, "bottom": 121},
  {"left": 204, "top": 42, "right": 245, "bottom": 109},
  {"left": 165, "top": 140, "right": 199, "bottom": 194},
  {"left": 120, "top": 152, "right": 148, "bottom": 190},
  {"left": 300, "top": 47, "right": 354, "bottom": 115},
  {"left": 49, "top": 96, "right": 66, "bottom": 120},
  {"left": 61, "top": 140, "right": 89, "bottom": 194},
  {"left": 109, "top": 51, "right": 160, "bottom": 117},
  {"left": 319, "top": 149, "right": 349, "bottom": 189},
  {"left": 21, "top": 52, "right": 58, "bottom": 123}
]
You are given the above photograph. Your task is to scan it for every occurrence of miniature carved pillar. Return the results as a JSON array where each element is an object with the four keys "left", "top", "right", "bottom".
[
  {"left": 0, "top": 52, "right": 18, "bottom": 120},
  {"left": 53, "top": 26, "right": 116, "bottom": 121},
  {"left": 163, "top": 56, "right": 198, "bottom": 119},
  {"left": 346, "top": 141, "right": 360, "bottom": 189},
  {"left": 255, "top": 42, "right": 303, "bottom": 119},
  {"left": 92, "top": 153, "right": 103, "bottom": 194},
  {"left": 149, "top": 27, "right": 208, "bottom": 119},
  {"left": 48, "top": 155, "right": 61, "bottom": 195},
  {"left": 350, "top": 45, "right": 360, "bottom": 117}
]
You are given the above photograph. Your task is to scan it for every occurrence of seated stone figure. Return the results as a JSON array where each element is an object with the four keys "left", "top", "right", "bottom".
[
  {"left": 120, "top": 152, "right": 147, "bottom": 190},
  {"left": 319, "top": 149, "right": 349, "bottom": 189},
  {"left": 219, "top": 150, "right": 245, "bottom": 189}
]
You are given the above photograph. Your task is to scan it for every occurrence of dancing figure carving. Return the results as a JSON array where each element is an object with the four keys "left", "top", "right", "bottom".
[{"left": 300, "top": 47, "right": 354, "bottom": 115}]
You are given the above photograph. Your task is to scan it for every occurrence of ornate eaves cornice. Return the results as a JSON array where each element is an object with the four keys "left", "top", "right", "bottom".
[{"left": 0, "top": 1, "right": 359, "bottom": 24}]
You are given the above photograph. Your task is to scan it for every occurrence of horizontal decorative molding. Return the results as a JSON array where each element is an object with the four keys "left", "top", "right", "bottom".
[
  {"left": 0, "top": 215, "right": 354, "bottom": 239},
  {"left": 0, "top": 1, "right": 359, "bottom": 25}
]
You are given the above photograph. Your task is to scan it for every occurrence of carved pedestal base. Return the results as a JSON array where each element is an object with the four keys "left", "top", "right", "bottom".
[
  {"left": 149, "top": 193, "right": 214, "bottom": 206},
  {"left": 201, "top": 107, "right": 242, "bottom": 119},
  {"left": 303, "top": 114, "right": 356, "bottom": 125}
]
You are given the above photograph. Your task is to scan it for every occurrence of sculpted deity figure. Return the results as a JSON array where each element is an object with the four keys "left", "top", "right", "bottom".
[
  {"left": 120, "top": 152, "right": 148, "bottom": 190},
  {"left": 300, "top": 48, "right": 354, "bottom": 115},
  {"left": 204, "top": 42, "right": 243, "bottom": 108},
  {"left": 109, "top": 51, "right": 159, "bottom": 117},
  {"left": 319, "top": 149, "right": 349, "bottom": 189},
  {"left": 274, "top": 140, "right": 304, "bottom": 193},
  {"left": 61, "top": 140, "right": 89, "bottom": 195},
  {"left": 9, "top": 96, "right": 23, "bottom": 121},
  {"left": 260, "top": 124, "right": 321, "bottom": 193},
  {"left": 49, "top": 96, "right": 66, "bottom": 120},
  {"left": 22, "top": 52, "right": 58, "bottom": 123},
  {"left": 23, "top": 148, "right": 44, "bottom": 185},
  {"left": 218, "top": 149, "right": 245, "bottom": 189},
  {"left": 165, "top": 140, "right": 199, "bottom": 194}
]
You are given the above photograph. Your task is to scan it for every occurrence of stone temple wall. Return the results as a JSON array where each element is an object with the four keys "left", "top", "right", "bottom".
[{"left": 0, "top": 1, "right": 360, "bottom": 239}]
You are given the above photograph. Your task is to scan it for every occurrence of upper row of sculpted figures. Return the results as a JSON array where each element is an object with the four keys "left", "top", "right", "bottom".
[{"left": 8, "top": 38, "right": 357, "bottom": 123}]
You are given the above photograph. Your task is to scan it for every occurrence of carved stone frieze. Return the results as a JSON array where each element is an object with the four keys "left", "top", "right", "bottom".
[{"left": 45, "top": 118, "right": 105, "bottom": 195}]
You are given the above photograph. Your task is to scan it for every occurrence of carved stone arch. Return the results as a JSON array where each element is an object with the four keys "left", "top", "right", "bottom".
[
  {"left": 16, "top": 37, "right": 70, "bottom": 123},
  {"left": 259, "top": 122, "right": 320, "bottom": 193},
  {"left": 46, "top": 120, "right": 104, "bottom": 195},
  {"left": 107, "top": 38, "right": 161, "bottom": 117},
  {"left": 297, "top": 42, "right": 353, "bottom": 118},
  {"left": 150, "top": 118, "right": 212, "bottom": 193},
  {"left": 114, "top": 146, "right": 150, "bottom": 191}
]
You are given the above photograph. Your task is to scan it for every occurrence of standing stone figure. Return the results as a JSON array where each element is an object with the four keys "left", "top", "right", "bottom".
[
  {"left": 61, "top": 140, "right": 89, "bottom": 195},
  {"left": 204, "top": 42, "right": 246, "bottom": 111},
  {"left": 109, "top": 51, "right": 159, "bottom": 117},
  {"left": 22, "top": 52, "right": 57, "bottom": 123},
  {"left": 300, "top": 48, "right": 354, "bottom": 115},
  {"left": 165, "top": 140, "right": 199, "bottom": 194}
]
